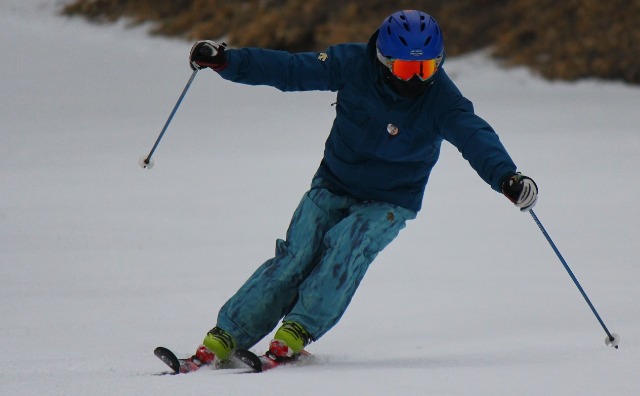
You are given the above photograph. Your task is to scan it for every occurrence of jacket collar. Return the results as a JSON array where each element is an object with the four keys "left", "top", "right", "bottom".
[{"left": 366, "top": 31, "right": 404, "bottom": 100}]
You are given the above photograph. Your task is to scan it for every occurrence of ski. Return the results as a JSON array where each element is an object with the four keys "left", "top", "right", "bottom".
[
  {"left": 235, "top": 349, "right": 316, "bottom": 373},
  {"left": 234, "top": 349, "right": 264, "bottom": 372},
  {"left": 154, "top": 346, "right": 252, "bottom": 374},
  {"left": 155, "top": 346, "right": 315, "bottom": 374},
  {"left": 154, "top": 347, "right": 182, "bottom": 373}
]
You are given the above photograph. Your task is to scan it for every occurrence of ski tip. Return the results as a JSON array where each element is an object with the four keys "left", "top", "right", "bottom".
[
  {"left": 154, "top": 346, "right": 175, "bottom": 358},
  {"left": 154, "top": 347, "right": 181, "bottom": 374},
  {"left": 235, "top": 349, "right": 263, "bottom": 373}
]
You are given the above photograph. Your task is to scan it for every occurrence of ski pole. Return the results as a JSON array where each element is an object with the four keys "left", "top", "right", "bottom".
[
  {"left": 139, "top": 66, "right": 199, "bottom": 169},
  {"left": 529, "top": 209, "right": 619, "bottom": 349}
]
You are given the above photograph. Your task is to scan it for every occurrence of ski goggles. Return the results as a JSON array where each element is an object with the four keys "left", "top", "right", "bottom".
[{"left": 377, "top": 49, "right": 443, "bottom": 81}]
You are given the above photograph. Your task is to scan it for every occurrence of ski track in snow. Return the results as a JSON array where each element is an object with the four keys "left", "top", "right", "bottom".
[{"left": 2, "top": 1, "right": 640, "bottom": 395}]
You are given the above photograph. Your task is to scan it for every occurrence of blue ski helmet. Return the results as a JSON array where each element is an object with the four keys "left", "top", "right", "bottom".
[{"left": 376, "top": 10, "right": 444, "bottom": 60}]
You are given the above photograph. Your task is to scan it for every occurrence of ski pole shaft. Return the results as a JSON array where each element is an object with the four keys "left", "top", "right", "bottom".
[
  {"left": 142, "top": 67, "right": 199, "bottom": 167},
  {"left": 529, "top": 209, "right": 617, "bottom": 347}
]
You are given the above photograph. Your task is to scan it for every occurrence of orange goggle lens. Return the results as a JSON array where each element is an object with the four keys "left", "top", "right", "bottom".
[
  {"left": 391, "top": 59, "right": 437, "bottom": 81},
  {"left": 376, "top": 49, "right": 441, "bottom": 81}
]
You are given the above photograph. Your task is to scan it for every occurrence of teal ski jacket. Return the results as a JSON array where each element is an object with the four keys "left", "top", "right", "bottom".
[{"left": 217, "top": 34, "right": 517, "bottom": 212}]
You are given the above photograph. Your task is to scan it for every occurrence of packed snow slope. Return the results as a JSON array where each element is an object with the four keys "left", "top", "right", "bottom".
[{"left": 1, "top": 1, "right": 639, "bottom": 395}]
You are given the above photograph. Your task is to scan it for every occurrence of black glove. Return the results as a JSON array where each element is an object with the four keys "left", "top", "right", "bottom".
[
  {"left": 189, "top": 40, "right": 228, "bottom": 71},
  {"left": 501, "top": 172, "right": 538, "bottom": 212}
]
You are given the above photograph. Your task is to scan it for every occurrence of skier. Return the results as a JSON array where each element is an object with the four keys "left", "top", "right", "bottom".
[{"left": 183, "top": 10, "right": 538, "bottom": 370}]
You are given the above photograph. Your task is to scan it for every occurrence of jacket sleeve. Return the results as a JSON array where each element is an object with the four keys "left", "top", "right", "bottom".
[
  {"left": 217, "top": 47, "right": 343, "bottom": 92},
  {"left": 434, "top": 71, "right": 517, "bottom": 192}
]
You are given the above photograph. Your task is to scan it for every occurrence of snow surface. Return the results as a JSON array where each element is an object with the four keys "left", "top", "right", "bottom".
[{"left": 2, "top": 1, "right": 640, "bottom": 395}]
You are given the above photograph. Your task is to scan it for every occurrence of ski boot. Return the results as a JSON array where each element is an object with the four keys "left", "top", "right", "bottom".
[
  {"left": 267, "top": 321, "right": 313, "bottom": 362},
  {"left": 202, "top": 326, "right": 237, "bottom": 362},
  {"left": 178, "top": 327, "right": 236, "bottom": 373}
]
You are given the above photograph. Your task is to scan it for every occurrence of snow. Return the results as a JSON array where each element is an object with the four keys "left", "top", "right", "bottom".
[{"left": 2, "top": 1, "right": 639, "bottom": 395}]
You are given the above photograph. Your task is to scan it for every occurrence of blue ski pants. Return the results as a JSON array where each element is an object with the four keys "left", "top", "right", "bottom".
[{"left": 216, "top": 178, "right": 416, "bottom": 349}]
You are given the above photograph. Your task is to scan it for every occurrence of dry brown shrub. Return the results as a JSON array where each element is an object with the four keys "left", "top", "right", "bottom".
[{"left": 61, "top": 0, "right": 640, "bottom": 83}]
